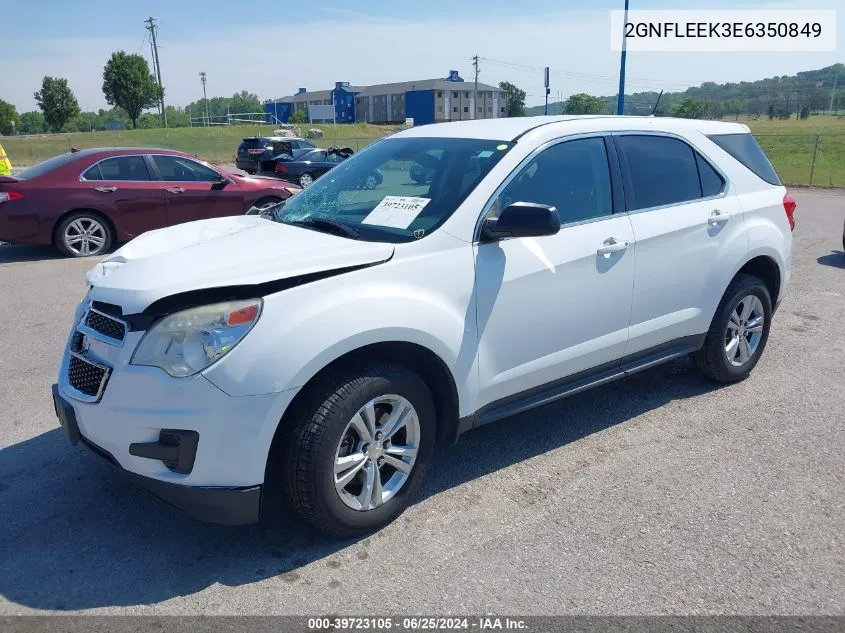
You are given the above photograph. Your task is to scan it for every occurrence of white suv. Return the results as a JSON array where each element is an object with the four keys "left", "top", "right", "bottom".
[{"left": 53, "top": 116, "right": 795, "bottom": 536}]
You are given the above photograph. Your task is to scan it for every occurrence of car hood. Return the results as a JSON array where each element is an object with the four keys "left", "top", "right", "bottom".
[
  {"left": 85, "top": 215, "right": 394, "bottom": 313},
  {"left": 233, "top": 173, "right": 299, "bottom": 191}
]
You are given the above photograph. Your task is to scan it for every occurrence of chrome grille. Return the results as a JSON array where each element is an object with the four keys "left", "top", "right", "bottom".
[
  {"left": 82, "top": 309, "right": 126, "bottom": 343},
  {"left": 67, "top": 353, "right": 110, "bottom": 401}
]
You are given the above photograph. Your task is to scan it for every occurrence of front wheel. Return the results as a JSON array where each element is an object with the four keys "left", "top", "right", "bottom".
[
  {"left": 693, "top": 273, "right": 772, "bottom": 383},
  {"left": 282, "top": 363, "right": 435, "bottom": 537},
  {"left": 246, "top": 196, "right": 284, "bottom": 216}
]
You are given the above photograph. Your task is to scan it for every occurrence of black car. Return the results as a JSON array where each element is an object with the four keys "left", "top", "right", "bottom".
[
  {"left": 268, "top": 147, "right": 376, "bottom": 188},
  {"left": 235, "top": 137, "right": 317, "bottom": 174}
]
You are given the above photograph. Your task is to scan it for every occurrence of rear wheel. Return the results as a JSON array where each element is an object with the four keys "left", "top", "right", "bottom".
[
  {"left": 282, "top": 363, "right": 435, "bottom": 537},
  {"left": 54, "top": 212, "right": 113, "bottom": 257},
  {"left": 693, "top": 274, "right": 772, "bottom": 383},
  {"left": 298, "top": 173, "right": 314, "bottom": 188}
]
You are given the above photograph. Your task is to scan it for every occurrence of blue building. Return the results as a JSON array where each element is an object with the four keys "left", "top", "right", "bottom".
[{"left": 264, "top": 70, "right": 505, "bottom": 125}]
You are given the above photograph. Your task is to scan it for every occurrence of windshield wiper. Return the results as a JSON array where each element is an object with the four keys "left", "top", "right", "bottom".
[{"left": 285, "top": 217, "right": 361, "bottom": 240}]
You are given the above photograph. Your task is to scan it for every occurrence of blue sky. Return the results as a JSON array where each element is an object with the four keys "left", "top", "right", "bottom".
[{"left": 2, "top": 0, "right": 841, "bottom": 111}]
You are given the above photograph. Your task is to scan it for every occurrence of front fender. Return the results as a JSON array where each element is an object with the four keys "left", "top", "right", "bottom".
[{"left": 203, "top": 242, "right": 478, "bottom": 411}]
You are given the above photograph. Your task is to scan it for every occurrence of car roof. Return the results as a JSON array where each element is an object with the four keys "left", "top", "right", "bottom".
[
  {"left": 65, "top": 147, "right": 195, "bottom": 158},
  {"left": 392, "top": 115, "right": 750, "bottom": 141}
]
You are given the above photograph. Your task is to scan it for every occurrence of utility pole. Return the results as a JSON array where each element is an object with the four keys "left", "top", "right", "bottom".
[
  {"left": 199, "top": 72, "right": 210, "bottom": 126},
  {"left": 472, "top": 55, "right": 479, "bottom": 120},
  {"left": 144, "top": 17, "right": 167, "bottom": 127},
  {"left": 544, "top": 67, "right": 550, "bottom": 115},
  {"left": 830, "top": 70, "right": 839, "bottom": 115},
  {"left": 616, "top": 0, "right": 630, "bottom": 115}
]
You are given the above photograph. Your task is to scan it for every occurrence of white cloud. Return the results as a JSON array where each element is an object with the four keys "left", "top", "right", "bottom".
[{"left": 3, "top": 6, "right": 842, "bottom": 112}]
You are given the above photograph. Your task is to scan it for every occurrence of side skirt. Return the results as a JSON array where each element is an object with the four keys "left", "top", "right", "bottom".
[{"left": 458, "top": 334, "right": 705, "bottom": 434}]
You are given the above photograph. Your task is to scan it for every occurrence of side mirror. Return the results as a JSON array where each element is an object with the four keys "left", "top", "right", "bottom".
[{"left": 480, "top": 202, "right": 560, "bottom": 242}]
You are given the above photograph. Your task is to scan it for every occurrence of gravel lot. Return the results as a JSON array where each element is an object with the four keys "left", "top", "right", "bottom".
[{"left": 0, "top": 189, "right": 843, "bottom": 615}]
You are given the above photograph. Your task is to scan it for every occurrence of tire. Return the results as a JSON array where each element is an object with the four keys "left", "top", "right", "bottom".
[
  {"left": 246, "top": 196, "right": 284, "bottom": 216},
  {"left": 54, "top": 212, "right": 114, "bottom": 258},
  {"left": 298, "top": 173, "right": 314, "bottom": 188},
  {"left": 693, "top": 273, "right": 772, "bottom": 383},
  {"left": 282, "top": 362, "right": 436, "bottom": 537}
]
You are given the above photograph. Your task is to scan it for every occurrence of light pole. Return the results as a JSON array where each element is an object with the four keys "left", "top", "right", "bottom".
[
  {"left": 616, "top": 0, "right": 630, "bottom": 115},
  {"left": 199, "top": 72, "right": 210, "bottom": 127}
]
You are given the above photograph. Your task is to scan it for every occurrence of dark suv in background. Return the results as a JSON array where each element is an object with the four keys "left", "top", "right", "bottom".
[{"left": 235, "top": 137, "right": 317, "bottom": 174}]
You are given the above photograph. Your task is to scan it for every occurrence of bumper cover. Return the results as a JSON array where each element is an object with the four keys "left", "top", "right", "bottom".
[{"left": 53, "top": 384, "right": 261, "bottom": 526}]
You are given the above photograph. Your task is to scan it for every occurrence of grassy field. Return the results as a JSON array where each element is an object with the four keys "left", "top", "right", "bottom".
[
  {"left": 2, "top": 116, "right": 843, "bottom": 186},
  {"left": 1, "top": 123, "right": 401, "bottom": 168}
]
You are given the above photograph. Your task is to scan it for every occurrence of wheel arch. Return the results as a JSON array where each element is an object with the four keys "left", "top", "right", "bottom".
[
  {"left": 736, "top": 254, "right": 781, "bottom": 307},
  {"left": 266, "top": 340, "right": 461, "bottom": 479}
]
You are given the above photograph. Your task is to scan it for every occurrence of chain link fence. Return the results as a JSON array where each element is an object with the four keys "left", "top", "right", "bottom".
[
  {"left": 754, "top": 133, "right": 845, "bottom": 188},
  {"left": 2, "top": 129, "right": 843, "bottom": 187}
]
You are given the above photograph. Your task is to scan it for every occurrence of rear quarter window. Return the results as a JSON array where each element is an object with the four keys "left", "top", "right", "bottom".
[{"left": 707, "top": 133, "right": 781, "bottom": 186}]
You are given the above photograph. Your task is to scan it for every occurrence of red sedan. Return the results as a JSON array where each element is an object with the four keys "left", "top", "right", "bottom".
[{"left": 0, "top": 147, "right": 298, "bottom": 257}]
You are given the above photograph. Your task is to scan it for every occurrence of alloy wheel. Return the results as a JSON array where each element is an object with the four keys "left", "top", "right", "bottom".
[
  {"left": 333, "top": 394, "right": 420, "bottom": 511},
  {"left": 299, "top": 173, "right": 313, "bottom": 188},
  {"left": 64, "top": 218, "right": 107, "bottom": 256},
  {"left": 725, "top": 294, "right": 765, "bottom": 367}
]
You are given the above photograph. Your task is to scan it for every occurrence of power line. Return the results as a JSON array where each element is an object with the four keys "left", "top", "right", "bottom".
[
  {"left": 144, "top": 17, "right": 167, "bottom": 128},
  {"left": 478, "top": 56, "right": 708, "bottom": 90}
]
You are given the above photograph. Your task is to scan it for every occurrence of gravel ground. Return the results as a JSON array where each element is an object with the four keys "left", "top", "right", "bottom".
[{"left": 0, "top": 189, "right": 843, "bottom": 615}]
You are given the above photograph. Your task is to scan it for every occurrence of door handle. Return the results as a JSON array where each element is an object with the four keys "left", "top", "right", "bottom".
[
  {"left": 94, "top": 186, "right": 117, "bottom": 193},
  {"left": 597, "top": 237, "right": 629, "bottom": 257},
  {"left": 166, "top": 187, "right": 185, "bottom": 194},
  {"left": 708, "top": 209, "right": 730, "bottom": 225}
]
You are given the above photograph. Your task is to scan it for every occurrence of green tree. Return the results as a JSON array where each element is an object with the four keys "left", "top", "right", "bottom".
[
  {"left": 289, "top": 108, "right": 308, "bottom": 124},
  {"left": 564, "top": 93, "right": 605, "bottom": 115},
  {"left": 18, "top": 111, "right": 46, "bottom": 134},
  {"left": 0, "top": 99, "right": 19, "bottom": 135},
  {"left": 672, "top": 97, "right": 708, "bottom": 119},
  {"left": 34, "top": 77, "right": 80, "bottom": 132},
  {"left": 230, "top": 91, "right": 262, "bottom": 114},
  {"left": 102, "top": 51, "right": 162, "bottom": 128},
  {"left": 163, "top": 105, "right": 190, "bottom": 128},
  {"left": 498, "top": 81, "right": 526, "bottom": 117},
  {"left": 726, "top": 99, "right": 745, "bottom": 120}
]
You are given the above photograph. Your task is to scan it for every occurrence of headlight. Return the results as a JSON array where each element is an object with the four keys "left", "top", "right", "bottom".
[{"left": 131, "top": 299, "right": 262, "bottom": 377}]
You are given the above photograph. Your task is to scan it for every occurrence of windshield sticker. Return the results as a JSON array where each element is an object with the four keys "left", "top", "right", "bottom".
[
  {"left": 361, "top": 196, "right": 431, "bottom": 230},
  {"left": 496, "top": 144, "right": 508, "bottom": 150},
  {"left": 477, "top": 151, "right": 494, "bottom": 158}
]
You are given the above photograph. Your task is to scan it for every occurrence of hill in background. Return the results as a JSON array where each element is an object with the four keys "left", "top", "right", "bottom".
[{"left": 525, "top": 63, "right": 844, "bottom": 119}]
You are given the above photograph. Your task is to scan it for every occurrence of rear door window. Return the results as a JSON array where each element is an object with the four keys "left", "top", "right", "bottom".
[
  {"left": 707, "top": 133, "right": 781, "bottom": 185},
  {"left": 616, "top": 135, "right": 702, "bottom": 211},
  {"left": 84, "top": 156, "right": 151, "bottom": 181}
]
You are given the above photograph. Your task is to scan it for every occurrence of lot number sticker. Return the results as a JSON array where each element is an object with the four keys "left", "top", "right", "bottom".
[{"left": 362, "top": 196, "right": 431, "bottom": 229}]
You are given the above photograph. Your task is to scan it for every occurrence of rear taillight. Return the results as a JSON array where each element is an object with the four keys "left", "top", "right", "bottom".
[
  {"left": 783, "top": 193, "right": 796, "bottom": 231},
  {"left": 0, "top": 192, "right": 23, "bottom": 203},
  {"left": 275, "top": 163, "right": 288, "bottom": 174}
]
